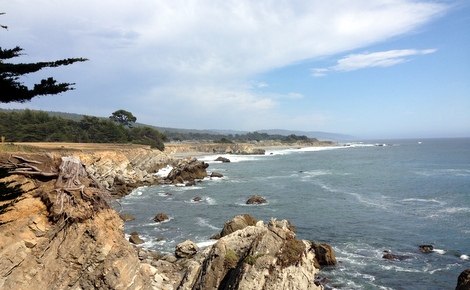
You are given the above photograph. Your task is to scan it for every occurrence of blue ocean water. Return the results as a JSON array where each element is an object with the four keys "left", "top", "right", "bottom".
[{"left": 121, "top": 138, "right": 470, "bottom": 289}]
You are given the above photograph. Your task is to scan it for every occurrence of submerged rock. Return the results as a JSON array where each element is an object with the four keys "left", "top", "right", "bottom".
[
  {"left": 246, "top": 194, "right": 267, "bottom": 205},
  {"left": 215, "top": 156, "right": 231, "bottom": 163},
  {"left": 153, "top": 212, "right": 169, "bottom": 223},
  {"left": 419, "top": 245, "right": 434, "bottom": 253},
  {"left": 210, "top": 171, "right": 224, "bottom": 178},
  {"left": 119, "top": 213, "right": 135, "bottom": 221}
]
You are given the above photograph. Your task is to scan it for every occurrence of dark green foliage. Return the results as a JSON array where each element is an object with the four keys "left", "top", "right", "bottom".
[
  {"left": 213, "top": 137, "right": 233, "bottom": 144},
  {"left": 109, "top": 109, "right": 137, "bottom": 128},
  {"left": 128, "top": 126, "right": 167, "bottom": 150},
  {"left": 0, "top": 46, "right": 87, "bottom": 103},
  {"left": 0, "top": 168, "right": 25, "bottom": 225},
  {"left": 0, "top": 110, "right": 167, "bottom": 150}
]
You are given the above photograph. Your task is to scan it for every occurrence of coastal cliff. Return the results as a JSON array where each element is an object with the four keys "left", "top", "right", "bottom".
[{"left": 0, "top": 145, "right": 331, "bottom": 289}]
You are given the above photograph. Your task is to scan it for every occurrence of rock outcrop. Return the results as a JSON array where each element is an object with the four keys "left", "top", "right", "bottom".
[
  {"left": 215, "top": 156, "right": 231, "bottom": 163},
  {"left": 246, "top": 194, "right": 267, "bottom": 205},
  {"left": 1, "top": 150, "right": 333, "bottom": 290},
  {"left": 0, "top": 153, "right": 154, "bottom": 289},
  {"left": 73, "top": 148, "right": 174, "bottom": 197},
  {"left": 166, "top": 157, "right": 209, "bottom": 185},
  {"left": 456, "top": 268, "right": 470, "bottom": 290},
  {"left": 153, "top": 212, "right": 169, "bottom": 223},
  {"left": 178, "top": 218, "right": 324, "bottom": 290}
]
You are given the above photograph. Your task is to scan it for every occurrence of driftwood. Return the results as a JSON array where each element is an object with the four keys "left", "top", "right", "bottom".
[{"left": 0, "top": 154, "right": 59, "bottom": 177}]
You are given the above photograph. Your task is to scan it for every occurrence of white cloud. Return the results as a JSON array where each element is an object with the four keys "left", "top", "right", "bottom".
[
  {"left": 1, "top": 0, "right": 448, "bottom": 131},
  {"left": 312, "top": 49, "right": 437, "bottom": 76}
]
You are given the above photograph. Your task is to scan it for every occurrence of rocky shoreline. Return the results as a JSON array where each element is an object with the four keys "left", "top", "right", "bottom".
[{"left": 1, "top": 143, "right": 468, "bottom": 289}]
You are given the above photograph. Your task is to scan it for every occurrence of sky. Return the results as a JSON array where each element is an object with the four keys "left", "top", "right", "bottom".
[{"left": 1, "top": 0, "right": 469, "bottom": 139}]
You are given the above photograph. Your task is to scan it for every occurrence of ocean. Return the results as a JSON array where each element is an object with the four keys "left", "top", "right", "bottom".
[{"left": 120, "top": 138, "right": 470, "bottom": 289}]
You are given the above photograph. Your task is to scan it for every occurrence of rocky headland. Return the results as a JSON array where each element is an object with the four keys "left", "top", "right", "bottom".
[{"left": 2, "top": 142, "right": 465, "bottom": 289}]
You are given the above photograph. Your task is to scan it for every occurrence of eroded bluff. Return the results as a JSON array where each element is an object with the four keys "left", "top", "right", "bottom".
[{"left": 0, "top": 153, "right": 330, "bottom": 290}]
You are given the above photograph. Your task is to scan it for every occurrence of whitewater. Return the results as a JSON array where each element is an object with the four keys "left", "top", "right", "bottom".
[{"left": 121, "top": 138, "right": 470, "bottom": 289}]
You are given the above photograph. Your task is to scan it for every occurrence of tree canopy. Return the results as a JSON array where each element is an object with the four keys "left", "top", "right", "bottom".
[
  {"left": 1, "top": 15, "right": 87, "bottom": 103},
  {"left": 110, "top": 109, "right": 137, "bottom": 128}
]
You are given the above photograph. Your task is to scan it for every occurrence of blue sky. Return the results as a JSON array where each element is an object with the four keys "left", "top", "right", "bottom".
[{"left": 1, "top": 0, "right": 469, "bottom": 139}]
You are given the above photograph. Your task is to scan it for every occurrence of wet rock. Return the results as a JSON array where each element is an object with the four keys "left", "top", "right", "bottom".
[
  {"left": 246, "top": 194, "right": 267, "bottom": 205},
  {"left": 153, "top": 212, "right": 169, "bottom": 223},
  {"left": 119, "top": 213, "right": 135, "bottom": 221},
  {"left": 192, "top": 196, "right": 202, "bottom": 202},
  {"left": 215, "top": 156, "right": 231, "bottom": 163},
  {"left": 456, "top": 268, "right": 470, "bottom": 290},
  {"left": 419, "top": 245, "right": 434, "bottom": 253},
  {"left": 382, "top": 250, "right": 410, "bottom": 261},
  {"left": 166, "top": 157, "right": 209, "bottom": 184},
  {"left": 129, "top": 232, "right": 145, "bottom": 245},
  {"left": 210, "top": 172, "right": 224, "bottom": 178},
  {"left": 311, "top": 242, "right": 337, "bottom": 268},
  {"left": 175, "top": 240, "right": 199, "bottom": 258}
]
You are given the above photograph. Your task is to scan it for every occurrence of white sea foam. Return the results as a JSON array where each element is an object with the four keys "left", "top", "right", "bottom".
[
  {"left": 432, "top": 249, "right": 446, "bottom": 255},
  {"left": 196, "top": 217, "right": 220, "bottom": 230},
  {"left": 197, "top": 240, "right": 217, "bottom": 248},
  {"left": 401, "top": 198, "right": 443, "bottom": 205},
  {"left": 154, "top": 165, "right": 173, "bottom": 177},
  {"left": 205, "top": 197, "right": 216, "bottom": 205},
  {"left": 460, "top": 254, "right": 469, "bottom": 260}
]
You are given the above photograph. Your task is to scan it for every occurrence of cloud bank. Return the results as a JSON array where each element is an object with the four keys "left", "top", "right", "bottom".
[{"left": 1, "top": 0, "right": 448, "bottom": 131}]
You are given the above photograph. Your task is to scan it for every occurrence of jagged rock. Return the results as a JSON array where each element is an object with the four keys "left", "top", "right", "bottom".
[
  {"left": 129, "top": 232, "right": 145, "bottom": 244},
  {"left": 215, "top": 156, "right": 231, "bottom": 163},
  {"left": 419, "top": 245, "right": 434, "bottom": 253},
  {"left": 179, "top": 217, "right": 323, "bottom": 290},
  {"left": 456, "top": 268, "right": 470, "bottom": 290},
  {"left": 0, "top": 153, "right": 152, "bottom": 289},
  {"left": 166, "top": 157, "right": 209, "bottom": 185},
  {"left": 153, "top": 212, "right": 169, "bottom": 223},
  {"left": 311, "top": 242, "right": 337, "bottom": 268},
  {"left": 175, "top": 240, "right": 199, "bottom": 258},
  {"left": 246, "top": 194, "right": 267, "bottom": 205},
  {"left": 213, "top": 214, "right": 258, "bottom": 239},
  {"left": 210, "top": 172, "right": 224, "bottom": 178},
  {"left": 120, "top": 213, "right": 135, "bottom": 221}
]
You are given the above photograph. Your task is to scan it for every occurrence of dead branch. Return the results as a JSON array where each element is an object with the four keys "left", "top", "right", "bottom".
[{"left": 12, "top": 155, "right": 43, "bottom": 164}]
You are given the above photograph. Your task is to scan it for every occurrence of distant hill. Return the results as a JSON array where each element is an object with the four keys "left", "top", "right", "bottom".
[
  {"left": 0, "top": 109, "right": 352, "bottom": 141},
  {"left": 256, "top": 129, "right": 354, "bottom": 141}
]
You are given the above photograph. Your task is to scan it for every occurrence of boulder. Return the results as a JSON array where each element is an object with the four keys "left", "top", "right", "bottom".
[
  {"left": 311, "top": 242, "right": 337, "bottom": 268},
  {"left": 210, "top": 172, "right": 224, "bottom": 178},
  {"left": 166, "top": 157, "right": 209, "bottom": 184},
  {"left": 175, "top": 240, "right": 199, "bottom": 258},
  {"left": 214, "top": 214, "right": 258, "bottom": 239},
  {"left": 119, "top": 213, "right": 135, "bottom": 221},
  {"left": 381, "top": 251, "right": 410, "bottom": 261},
  {"left": 456, "top": 268, "right": 470, "bottom": 290},
  {"left": 419, "top": 245, "right": 434, "bottom": 253},
  {"left": 153, "top": 212, "right": 169, "bottom": 223},
  {"left": 192, "top": 196, "right": 202, "bottom": 202},
  {"left": 129, "top": 232, "right": 145, "bottom": 245},
  {"left": 246, "top": 194, "right": 267, "bottom": 205},
  {"left": 215, "top": 156, "right": 231, "bottom": 163},
  {"left": 179, "top": 217, "right": 324, "bottom": 290}
]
